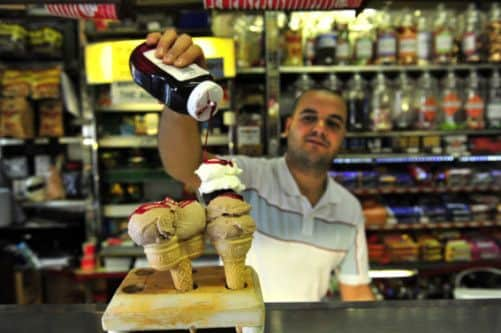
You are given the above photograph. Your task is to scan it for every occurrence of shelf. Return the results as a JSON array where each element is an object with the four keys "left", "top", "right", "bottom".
[
  {"left": 352, "top": 185, "right": 501, "bottom": 196},
  {"left": 334, "top": 154, "right": 501, "bottom": 164},
  {"left": 21, "top": 200, "right": 87, "bottom": 213},
  {"left": 102, "top": 168, "right": 172, "bottom": 183},
  {"left": 103, "top": 204, "right": 139, "bottom": 218},
  {"left": 236, "top": 67, "right": 266, "bottom": 75},
  {"left": 98, "top": 135, "right": 229, "bottom": 148},
  {"left": 100, "top": 244, "right": 218, "bottom": 257},
  {"left": 280, "top": 63, "right": 501, "bottom": 74},
  {"left": 345, "top": 129, "right": 501, "bottom": 138},
  {"left": 0, "top": 137, "right": 82, "bottom": 146},
  {"left": 366, "top": 221, "right": 500, "bottom": 231},
  {"left": 96, "top": 104, "right": 164, "bottom": 112},
  {"left": 370, "top": 259, "right": 501, "bottom": 274}
]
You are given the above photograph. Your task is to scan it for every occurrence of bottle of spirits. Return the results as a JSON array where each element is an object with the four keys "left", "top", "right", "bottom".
[
  {"left": 375, "top": 10, "right": 397, "bottom": 65},
  {"left": 397, "top": 10, "right": 418, "bottom": 65},
  {"left": 370, "top": 73, "right": 393, "bottom": 131},
  {"left": 487, "top": 70, "right": 501, "bottom": 128},
  {"left": 346, "top": 73, "right": 369, "bottom": 131},
  {"left": 464, "top": 71, "right": 486, "bottom": 130},
  {"left": 415, "top": 72, "right": 439, "bottom": 129},
  {"left": 433, "top": 3, "right": 456, "bottom": 64},
  {"left": 393, "top": 72, "right": 416, "bottom": 130},
  {"left": 440, "top": 71, "right": 464, "bottom": 130}
]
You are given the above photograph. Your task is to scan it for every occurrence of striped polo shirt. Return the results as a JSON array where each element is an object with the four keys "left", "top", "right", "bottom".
[{"left": 229, "top": 155, "right": 370, "bottom": 302}]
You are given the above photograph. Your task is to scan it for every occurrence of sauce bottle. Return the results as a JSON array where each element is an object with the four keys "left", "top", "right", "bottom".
[{"left": 130, "top": 42, "right": 223, "bottom": 121}]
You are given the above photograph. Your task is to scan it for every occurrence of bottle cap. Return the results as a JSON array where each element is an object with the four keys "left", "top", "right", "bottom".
[{"left": 187, "top": 80, "right": 224, "bottom": 121}]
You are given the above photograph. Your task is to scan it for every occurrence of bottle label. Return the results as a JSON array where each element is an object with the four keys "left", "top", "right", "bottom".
[
  {"left": 420, "top": 97, "right": 437, "bottom": 126},
  {"left": 417, "top": 32, "right": 431, "bottom": 59},
  {"left": 487, "top": 101, "right": 501, "bottom": 119},
  {"left": 436, "top": 31, "right": 453, "bottom": 54},
  {"left": 462, "top": 32, "right": 477, "bottom": 55},
  {"left": 238, "top": 126, "right": 261, "bottom": 145},
  {"left": 465, "top": 95, "right": 485, "bottom": 118},
  {"left": 316, "top": 33, "right": 337, "bottom": 49},
  {"left": 143, "top": 49, "right": 210, "bottom": 81},
  {"left": 399, "top": 36, "right": 417, "bottom": 56},
  {"left": 356, "top": 38, "right": 372, "bottom": 59},
  {"left": 336, "top": 41, "right": 351, "bottom": 60},
  {"left": 377, "top": 33, "right": 396, "bottom": 56},
  {"left": 442, "top": 92, "right": 461, "bottom": 116}
]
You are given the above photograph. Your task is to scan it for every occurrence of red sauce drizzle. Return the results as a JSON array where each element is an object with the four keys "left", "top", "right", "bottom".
[{"left": 219, "top": 192, "right": 244, "bottom": 201}]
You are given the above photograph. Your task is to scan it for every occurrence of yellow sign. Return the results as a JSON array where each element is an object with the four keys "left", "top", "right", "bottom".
[{"left": 85, "top": 37, "right": 235, "bottom": 84}]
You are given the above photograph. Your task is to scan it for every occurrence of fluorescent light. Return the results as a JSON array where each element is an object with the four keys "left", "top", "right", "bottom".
[{"left": 369, "top": 269, "right": 418, "bottom": 279}]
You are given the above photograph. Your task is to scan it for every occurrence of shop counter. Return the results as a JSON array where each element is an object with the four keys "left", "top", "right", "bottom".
[{"left": 0, "top": 299, "right": 500, "bottom": 333}]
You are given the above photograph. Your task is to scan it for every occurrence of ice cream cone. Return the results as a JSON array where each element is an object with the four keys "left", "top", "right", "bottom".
[
  {"left": 181, "top": 234, "right": 205, "bottom": 260},
  {"left": 169, "top": 257, "right": 194, "bottom": 292},
  {"left": 213, "top": 235, "right": 253, "bottom": 289},
  {"left": 143, "top": 236, "right": 184, "bottom": 271}
]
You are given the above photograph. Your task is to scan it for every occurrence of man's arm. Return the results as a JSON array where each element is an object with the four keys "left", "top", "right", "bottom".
[
  {"left": 146, "top": 29, "right": 213, "bottom": 192},
  {"left": 339, "top": 283, "right": 375, "bottom": 301}
]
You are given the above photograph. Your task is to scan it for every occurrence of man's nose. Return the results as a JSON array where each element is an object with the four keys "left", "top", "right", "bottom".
[{"left": 312, "top": 119, "right": 327, "bottom": 134}]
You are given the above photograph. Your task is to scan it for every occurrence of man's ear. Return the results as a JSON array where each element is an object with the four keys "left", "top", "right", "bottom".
[{"left": 284, "top": 116, "right": 292, "bottom": 136}]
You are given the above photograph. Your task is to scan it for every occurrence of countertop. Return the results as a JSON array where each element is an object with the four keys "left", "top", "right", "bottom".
[{"left": 1, "top": 299, "right": 500, "bottom": 333}]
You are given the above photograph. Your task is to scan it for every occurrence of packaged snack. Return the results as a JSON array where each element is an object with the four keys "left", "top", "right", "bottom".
[
  {"left": 38, "top": 99, "right": 64, "bottom": 137},
  {"left": 0, "top": 20, "right": 28, "bottom": 58},
  {"left": 1, "top": 69, "right": 31, "bottom": 97},
  {"left": 28, "top": 23, "right": 63, "bottom": 59},
  {"left": 0, "top": 97, "right": 34, "bottom": 138},
  {"left": 31, "top": 67, "right": 61, "bottom": 99}
]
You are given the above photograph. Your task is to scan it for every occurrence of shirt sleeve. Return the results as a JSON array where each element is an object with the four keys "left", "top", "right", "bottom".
[{"left": 336, "top": 206, "right": 371, "bottom": 285}]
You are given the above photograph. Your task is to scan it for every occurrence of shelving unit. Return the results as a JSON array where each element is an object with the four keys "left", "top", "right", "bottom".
[{"left": 98, "top": 135, "right": 229, "bottom": 148}]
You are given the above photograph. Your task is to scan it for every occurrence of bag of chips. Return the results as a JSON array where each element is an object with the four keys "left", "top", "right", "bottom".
[
  {"left": 31, "top": 67, "right": 61, "bottom": 99},
  {"left": 0, "top": 97, "right": 34, "bottom": 138},
  {"left": 38, "top": 99, "right": 64, "bottom": 137}
]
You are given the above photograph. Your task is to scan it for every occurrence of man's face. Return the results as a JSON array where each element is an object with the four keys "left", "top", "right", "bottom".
[{"left": 285, "top": 91, "right": 347, "bottom": 171}]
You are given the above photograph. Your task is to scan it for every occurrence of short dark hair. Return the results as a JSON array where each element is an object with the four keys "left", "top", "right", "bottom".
[{"left": 291, "top": 88, "right": 346, "bottom": 117}]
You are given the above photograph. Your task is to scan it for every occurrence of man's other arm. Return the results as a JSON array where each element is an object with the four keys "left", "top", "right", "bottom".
[{"left": 339, "top": 283, "right": 375, "bottom": 301}]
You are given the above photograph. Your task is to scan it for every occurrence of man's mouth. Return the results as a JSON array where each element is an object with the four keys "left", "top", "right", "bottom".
[{"left": 305, "top": 137, "right": 328, "bottom": 147}]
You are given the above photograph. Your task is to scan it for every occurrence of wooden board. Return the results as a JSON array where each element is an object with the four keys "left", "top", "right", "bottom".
[{"left": 102, "top": 266, "right": 265, "bottom": 332}]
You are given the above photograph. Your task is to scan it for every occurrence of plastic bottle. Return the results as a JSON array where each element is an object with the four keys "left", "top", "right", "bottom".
[
  {"left": 433, "top": 4, "right": 455, "bottom": 64},
  {"left": 464, "top": 70, "right": 486, "bottom": 130},
  {"left": 487, "top": 3, "right": 501, "bottom": 63},
  {"left": 415, "top": 72, "right": 439, "bottom": 129},
  {"left": 397, "top": 10, "right": 418, "bottom": 65},
  {"left": 462, "top": 3, "right": 485, "bottom": 63},
  {"left": 370, "top": 73, "right": 393, "bottom": 131},
  {"left": 440, "top": 71, "right": 464, "bottom": 130},
  {"left": 346, "top": 73, "right": 369, "bottom": 131},
  {"left": 129, "top": 42, "right": 223, "bottom": 121},
  {"left": 393, "top": 72, "right": 416, "bottom": 130},
  {"left": 487, "top": 70, "right": 501, "bottom": 128},
  {"left": 375, "top": 10, "right": 397, "bottom": 65}
]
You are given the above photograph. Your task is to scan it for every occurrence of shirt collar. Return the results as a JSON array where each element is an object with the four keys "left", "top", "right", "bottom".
[{"left": 277, "top": 156, "right": 340, "bottom": 206}]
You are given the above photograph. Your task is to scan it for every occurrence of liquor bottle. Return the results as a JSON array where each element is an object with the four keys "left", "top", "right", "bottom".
[
  {"left": 346, "top": 73, "right": 369, "bottom": 131},
  {"left": 370, "top": 73, "right": 393, "bottom": 131},
  {"left": 315, "top": 22, "right": 337, "bottom": 65},
  {"left": 397, "top": 10, "right": 418, "bottom": 65},
  {"left": 335, "top": 22, "right": 352, "bottom": 65},
  {"left": 293, "top": 74, "right": 315, "bottom": 98},
  {"left": 462, "top": 3, "right": 485, "bottom": 63},
  {"left": 487, "top": 3, "right": 501, "bottom": 63},
  {"left": 464, "top": 71, "right": 486, "bottom": 130},
  {"left": 417, "top": 15, "right": 432, "bottom": 65},
  {"left": 129, "top": 42, "right": 223, "bottom": 121},
  {"left": 375, "top": 10, "right": 397, "bottom": 65},
  {"left": 393, "top": 72, "right": 416, "bottom": 130},
  {"left": 322, "top": 73, "right": 343, "bottom": 94},
  {"left": 487, "top": 70, "right": 501, "bottom": 128},
  {"left": 440, "top": 71, "right": 464, "bottom": 130},
  {"left": 415, "top": 72, "right": 439, "bottom": 129},
  {"left": 433, "top": 3, "right": 456, "bottom": 64}
]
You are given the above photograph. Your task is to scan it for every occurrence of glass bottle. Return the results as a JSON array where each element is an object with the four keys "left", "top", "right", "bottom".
[
  {"left": 284, "top": 27, "right": 303, "bottom": 66},
  {"left": 370, "top": 73, "right": 393, "bottom": 131},
  {"left": 335, "top": 22, "right": 352, "bottom": 65},
  {"left": 415, "top": 72, "right": 439, "bottom": 129},
  {"left": 393, "top": 72, "right": 416, "bottom": 130},
  {"left": 462, "top": 3, "right": 485, "bottom": 63},
  {"left": 417, "top": 15, "right": 432, "bottom": 65},
  {"left": 487, "top": 3, "right": 501, "bottom": 63},
  {"left": 293, "top": 73, "right": 315, "bottom": 98},
  {"left": 397, "top": 10, "right": 418, "bottom": 65},
  {"left": 440, "top": 71, "right": 464, "bottom": 130},
  {"left": 464, "top": 70, "right": 486, "bottom": 130},
  {"left": 375, "top": 10, "right": 397, "bottom": 65},
  {"left": 346, "top": 73, "right": 370, "bottom": 131},
  {"left": 433, "top": 4, "right": 455, "bottom": 64},
  {"left": 487, "top": 70, "right": 501, "bottom": 128},
  {"left": 322, "top": 73, "right": 343, "bottom": 94},
  {"left": 314, "top": 21, "right": 337, "bottom": 65}
]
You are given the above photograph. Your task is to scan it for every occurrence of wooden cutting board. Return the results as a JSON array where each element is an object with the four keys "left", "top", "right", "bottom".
[{"left": 101, "top": 266, "right": 265, "bottom": 332}]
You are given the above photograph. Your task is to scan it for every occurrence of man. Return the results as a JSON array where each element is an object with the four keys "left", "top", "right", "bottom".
[{"left": 147, "top": 29, "right": 375, "bottom": 302}]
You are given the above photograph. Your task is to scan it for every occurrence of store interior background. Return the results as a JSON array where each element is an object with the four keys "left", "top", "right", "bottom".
[{"left": 0, "top": 0, "right": 499, "bottom": 304}]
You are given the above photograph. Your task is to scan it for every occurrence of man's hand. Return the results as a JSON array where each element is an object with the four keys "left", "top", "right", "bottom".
[
  {"left": 145, "top": 29, "right": 206, "bottom": 68},
  {"left": 339, "top": 283, "right": 376, "bottom": 301}
]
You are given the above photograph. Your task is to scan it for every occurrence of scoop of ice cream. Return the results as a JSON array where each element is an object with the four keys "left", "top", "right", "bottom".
[
  {"left": 176, "top": 199, "right": 206, "bottom": 240},
  {"left": 128, "top": 199, "right": 178, "bottom": 246},
  {"left": 195, "top": 158, "right": 245, "bottom": 194},
  {"left": 207, "top": 215, "right": 256, "bottom": 241},
  {"left": 207, "top": 195, "right": 251, "bottom": 221}
]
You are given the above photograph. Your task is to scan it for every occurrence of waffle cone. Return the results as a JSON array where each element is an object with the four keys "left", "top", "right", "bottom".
[
  {"left": 169, "top": 258, "right": 193, "bottom": 292},
  {"left": 180, "top": 234, "right": 205, "bottom": 259},
  {"left": 143, "top": 236, "right": 183, "bottom": 271},
  {"left": 213, "top": 235, "right": 252, "bottom": 289}
]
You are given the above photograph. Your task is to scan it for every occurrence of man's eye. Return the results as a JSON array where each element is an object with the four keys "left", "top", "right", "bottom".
[
  {"left": 301, "top": 115, "right": 317, "bottom": 123},
  {"left": 326, "top": 119, "right": 343, "bottom": 130}
]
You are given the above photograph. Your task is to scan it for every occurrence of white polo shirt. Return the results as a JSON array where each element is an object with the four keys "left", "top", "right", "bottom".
[{"left": 230, "top": 155, "right": 370, "bottom": 302}]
